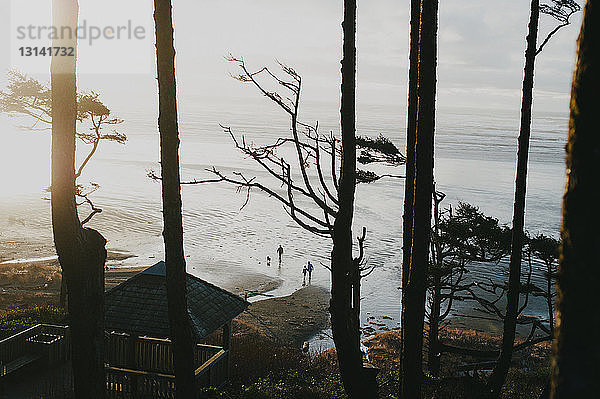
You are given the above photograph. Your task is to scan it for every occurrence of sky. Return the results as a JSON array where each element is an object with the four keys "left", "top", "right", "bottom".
[
  {"left": 0, "top": 0, "right": 583, "bottom": 115},
  {"left": 0, "top": 0, "right": 583, "bottom": 198}
]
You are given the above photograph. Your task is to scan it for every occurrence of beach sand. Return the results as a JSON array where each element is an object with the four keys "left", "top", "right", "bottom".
[
  {"left": 0, "top": 243, "right": 331, "bottom": 348},
  {"left": 0, "top": 249, "right": 283, "bottom": 310},
  {"left": 235, "top": 285, "right": 330, "bottom": 347},
  {"left": 0, "top": 250, "right": 137, "bottom": 309}
]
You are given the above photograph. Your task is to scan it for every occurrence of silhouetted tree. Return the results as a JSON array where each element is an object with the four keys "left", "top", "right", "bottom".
[
  {"left": 431, "top": 229, "right": 558, "bottom": 357},
  {"left": 528, "top": 234, "right": 559, "bottom": 336},
  {"left": 488, "top": 1, "right": 580, "bottom": 395},
  {"left": 488, "top": 4, "right": 541, "bottom": 393},
  {"left": 0, "top": 72, "right": 124, "bottom": 228},
  {"left": 151, "top": 3, "right": 405, "bottom": 397},
  {"left": 551, "top": 1, "right": 600, "bottom": 396},
  {"left": 537, "top": 0, "right": 581, "bottom": 55},
  {"left": 153, "top": 0, "right": 196, "bottom": 396},
  {"left": 418, "top": 204, "right": 560, "bottom": 385},
  {"left": 0, "top": 71, "right": 125, "bottom": 306},
  {"left": 426, "top": 190, "right": 445, "bottom": 378},
  {"left": 426, "top": 200, "right": 511, "bottom": 376},
  {"left": 167, "top": 55, "right": 402, "bottom": 396},
  {"left": 401, "top": 0, "right": 439, "bottom": 397},
  {"left": 50, "top": 0, "right": 105, "bottom": 396},
  {"left": 330, "top": 1, "right": 374, "bottom": 396},
  {"left": 399, "top": 0, "right": 419, "bottom": 393},
  {"left": 146, "top": 3, "right": 404, "bottom": 398},
  {"left": 0, "top": 71, "right": 125, "bottom": 183},
  {"left": 152, "top": 39, "right": 408, "bottom": 399}
]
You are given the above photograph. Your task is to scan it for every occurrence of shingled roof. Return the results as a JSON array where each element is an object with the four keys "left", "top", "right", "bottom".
[{"left": 105, "top": 261, "right": 249, "bottom": 339}]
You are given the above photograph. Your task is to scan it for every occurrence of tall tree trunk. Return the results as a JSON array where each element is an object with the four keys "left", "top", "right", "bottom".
[
  {"left": 551, "top": 1, "right": 600, "bottom": 396},
  {"left": 428, "top": 276, "right": 442, "bottom": 377},
  {"left": 401, "top": 0, "right": 438, "bottom": 397},
  {"left": 330, "top": 0, "right": 373, "bottom": 397},
  {"left": 428, "top": 192, "right": 442, "bottom": 377},
  {"left": 154, "top": 0, "right": 196, "bottom": 396},
  {"left": 400, "top": 0, "right": 420, "bottom": 392},
  {"left": 51, "top": 1, "right": 106, "bottom": 397},
  {"left": 488, "top": 1, "right": 539, "bottom": 396}
]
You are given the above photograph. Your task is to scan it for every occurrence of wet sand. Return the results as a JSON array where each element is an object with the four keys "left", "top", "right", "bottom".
[
  {"left": 0, "top": 242, "right": 330, "bottom": 347},
  {"left": 0, "top": 249, "right": 283, "bottom": 311},
  {"left": 0, "top": 242, "right": 536, "bottom": 345},
  {"left": 235, "top": 285, "right": 330, "bottom": 347}
]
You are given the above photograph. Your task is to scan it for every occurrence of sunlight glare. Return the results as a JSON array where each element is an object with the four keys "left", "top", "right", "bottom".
[{"left": 0, "top": 120, "right": 51, "bottom": 198}]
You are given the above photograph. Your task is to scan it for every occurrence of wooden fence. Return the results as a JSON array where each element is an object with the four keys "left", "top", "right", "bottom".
[
  {"left": 104, "top": 348, "right": 228, "bottom": 398},
  {"left": 105, "top": 332, "right": 223, "bottom": 373},
  {"left": 0, "top": 324, "right": 70, "bottom": 376},
  {"left": 1, "top": 325, "right": 229, "bottom": 397}
]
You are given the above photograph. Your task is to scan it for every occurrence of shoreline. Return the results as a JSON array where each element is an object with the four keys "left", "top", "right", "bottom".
[
  {"left": 0, "top": 248, "right": 328, "bottom": 346},
  {"left": 0, "top": 244, "right": 535, "bottom": 345},
  {"left": 0, "top": 250, "right": 283, "bottom": 310}
]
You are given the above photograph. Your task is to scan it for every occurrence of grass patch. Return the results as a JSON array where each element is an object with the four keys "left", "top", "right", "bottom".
[{"left": 0, "top": 304, "right": 66, "bottom": 339}]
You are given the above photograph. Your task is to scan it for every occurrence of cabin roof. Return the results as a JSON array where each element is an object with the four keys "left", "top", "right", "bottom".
[{"left": 105, "top": 261, "right": 249, "bottom": 339}]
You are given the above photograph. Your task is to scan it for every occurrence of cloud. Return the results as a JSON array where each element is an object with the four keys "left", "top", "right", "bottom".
[{"left": 2, "top": 0, "right": 579, "bottom": 113}]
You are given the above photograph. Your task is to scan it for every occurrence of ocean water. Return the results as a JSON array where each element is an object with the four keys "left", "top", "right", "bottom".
[{"left": 0, "top": 86, "right": 567, "bottom": 340}]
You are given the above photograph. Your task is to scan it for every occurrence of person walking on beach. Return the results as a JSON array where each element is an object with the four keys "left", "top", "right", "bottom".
[
  {"left": 277, "top": 245, "right": 284, "bottom": 266},
  {"left": 266, "top": 256, "right": 271, "bottom": 267},
  {"left": 302, "top": 264, "right": 308, "bottom": 286},
  {"left": 307, "top": 261, "right": 314, "bottom": 283}
]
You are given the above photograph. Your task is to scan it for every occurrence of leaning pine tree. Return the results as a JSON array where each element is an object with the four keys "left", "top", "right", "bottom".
[{"left": 154, "top": 0, "right": 196, "bottom": 396}]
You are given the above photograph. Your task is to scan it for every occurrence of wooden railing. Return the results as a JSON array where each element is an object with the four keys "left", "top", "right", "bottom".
[
  {"left": 2, "top": 326, "right": 229, "bottom": 396},
  {"left": 0, "top": 324, "right": 43, "bottom": 367},
  {"left": 104, "top": 332, "right": 222, "bottom": 374},
  {"left": 0, "top": 324, "right": 70, "bottom": 376},
  {"left": 136, "top": 336, "right": 174, "bottom": 373},
  {"left": 195, "top": 344, "right": 223, "bottom": 367},
  {"left": 106, "top": 366, "right": 176, "bottom": 398},
  {"left": 39, "top": 324, "right": 70, "bottom": 363},
  {"left": 194, "top": 349, "right": 229, "bottom": 389},
  {"left": 104, "top": 348, "right": 229, "bottom": 397},
  {"left": 105, "top": 331, "right": 129, "bottom": 369}
]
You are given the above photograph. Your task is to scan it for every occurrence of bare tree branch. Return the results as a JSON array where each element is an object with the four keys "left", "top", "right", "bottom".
[
  {"left": 149, "top": 167, "right": 332, "bottom": 236},
  {"left": 537, "top": 0, "right": 581, "bottom": 55},
  {"left": 76, "top": 183, "right": 103, "bottom": 225}
]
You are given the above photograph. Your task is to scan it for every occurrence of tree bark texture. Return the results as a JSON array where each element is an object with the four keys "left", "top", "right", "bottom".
[{"left": 551, "top": 1, "right": 600, "bottom": 397}]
